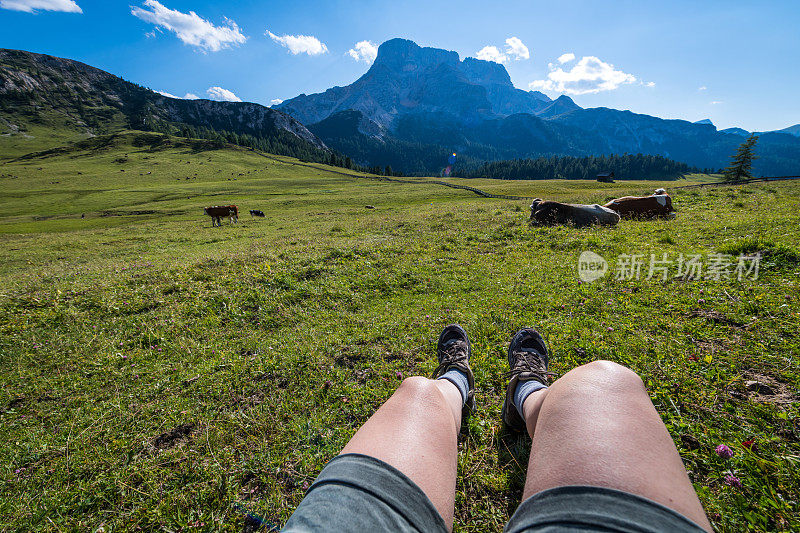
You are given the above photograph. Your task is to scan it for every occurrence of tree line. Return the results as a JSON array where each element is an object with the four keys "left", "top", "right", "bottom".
[{"left": 459, "top": 154, "right": 707, "bottom": 180}]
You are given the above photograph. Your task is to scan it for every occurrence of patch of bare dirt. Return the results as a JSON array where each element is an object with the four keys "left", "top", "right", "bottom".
[
  {"left": 679, "top": 434, "right": 702, "bottom": 451},
  {"left": 729, "top": 372, "right": 798, "bottom": 405},
  {"left": 5, "top": 395, "right": 59, "bottom": 411},
  {"left": 334, "top": 351, "right": 364, "bottom": 368},
  {"left": 151, "top": 423, "right": 195, "bottom": 450}
]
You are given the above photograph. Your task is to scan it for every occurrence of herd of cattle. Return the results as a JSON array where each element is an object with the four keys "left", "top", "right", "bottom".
[
  {"left": 530, "top": 188, "right": 674, "bottom": 227},
  {"left": 203, "top": 188, "right": 673, "bottom": 228},
  {"left": 202, "top": 205, "right": 266, "bottom": 226}
]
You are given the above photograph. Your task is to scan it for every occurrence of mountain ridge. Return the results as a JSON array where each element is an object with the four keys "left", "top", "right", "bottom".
[
  {"left": 0, "top": 48, "right": 328, "bottom": 158},
  {"left": 2, "top": 45, "right": 798, "bottom": 176},
  {"left": 277, "top": 38, "right": 800, "bottom": 175},
  {"left": 772, "top": 124, "right": 800, "bottom": 137}
]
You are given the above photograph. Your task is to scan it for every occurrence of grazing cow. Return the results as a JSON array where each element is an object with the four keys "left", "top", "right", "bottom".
[
  {"left": 604, "top": 188, "right": 675, "bottom": 219},
  {"left": 249, "top": 209, "right": 265, "bottom": 217},
  {"left": 203, "top": 205, "right": 238, "bottom": 227},
  {"left": 530, "top": 199, "right": 620, "bottom": 227}
]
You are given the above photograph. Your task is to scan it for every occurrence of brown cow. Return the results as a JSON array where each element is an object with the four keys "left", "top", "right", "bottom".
[
  {"left": 204, "top": 205, "right": 239, "bottom": 226},
  {"left": 530, "top": 199, "right": 620, "bottom": 227},
  {"left": 604, "top": 188, "right": 675, "bottom": 219}
]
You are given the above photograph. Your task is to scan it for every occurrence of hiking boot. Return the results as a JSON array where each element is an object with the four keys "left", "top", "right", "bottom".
[
  {"left": 432, "top": 324, "right": 475, "bottom": 415},
  {"left": 502, "top": 328, "right": 550, "bottom": 432}
]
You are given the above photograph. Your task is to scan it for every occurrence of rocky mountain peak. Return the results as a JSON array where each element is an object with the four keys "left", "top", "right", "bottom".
[
  {"left": 372, "top": 38, "right": 460, "bottom": 71},
  {"left": 277, "top": 38, "right": 557, "bottom": 128},
  {"left": 460, "top": 57, "right": 513, "bottom": 87}
]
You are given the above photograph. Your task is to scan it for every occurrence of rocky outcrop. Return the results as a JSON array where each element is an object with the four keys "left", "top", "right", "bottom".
[{"left": 0, "top": 48, "right": 327, "bottom": 150}]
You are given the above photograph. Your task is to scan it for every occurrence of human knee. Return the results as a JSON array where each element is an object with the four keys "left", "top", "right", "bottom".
[
  {"left": 569, "top": 360, "right": 645, "bottom": 391},
  {"left": 397, "top": 376, "right": 441, "bottom": 399}
]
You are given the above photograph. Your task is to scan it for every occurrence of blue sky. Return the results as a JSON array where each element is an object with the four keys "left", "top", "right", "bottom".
[{"left": 1, "top": 0, "right": 798, "bottom": 131}]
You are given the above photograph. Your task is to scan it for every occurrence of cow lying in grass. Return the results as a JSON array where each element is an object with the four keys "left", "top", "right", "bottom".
[
  {"left": 604, "top": 188, "right": 675, "bottom": 219},
  {"left": 204, "top": 205, "right": 238, "bottom": 227},
  {"left": 530, "top": 199, "right": 620, "bottom": 227},
  {"left": 250, "top": 210, "right": 265, "bottom": 217}
]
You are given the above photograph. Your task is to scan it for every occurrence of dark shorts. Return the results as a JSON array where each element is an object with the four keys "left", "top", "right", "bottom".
[{"left": 282, "top": 453, "right": 707, "bottom": 532}]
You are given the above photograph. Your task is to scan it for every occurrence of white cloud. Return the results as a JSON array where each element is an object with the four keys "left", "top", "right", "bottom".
[
  {"left": 347, "top": 40, "right": 378, "bottom": 63},
  {"left": 267, "top": 31, "right": 328, "bottom": 56},
  {"left": 504, "top": 37, "right": 529, "bottom": 60},
  {"left": 206, "top": 86, "right": 241, "bottom": 102},
  {"left": 529, "top": 55, "right": 636, "bottom": 95},
  {"left": 710, "top": 101, "right": 723, "bottom": 105},
  {"left": 645, "top": 81, "right": 656, "bottom": 87},
  {"left": 0, "top": 0, "right": 81, "bottom": 12},
  {"left": 557, "top": 53, "right": 575, "bottom": 64},
  {"left": 476, "top": 37, "right": 530, "bottom": 64},
  {"left": 269, "top": 98, "right": 283, "bottom": 106},
  {"left": 131, "top": 1, "right": 246, "bottom": 52},
  {"left": 476, "top": 45, "right": 508, "bottom": 64},
  {"left": 155, "top": 90, "right": 201, "bottom": 99},
  {"left": 698, "top": 86, "right": 707, "bottom": 91}
]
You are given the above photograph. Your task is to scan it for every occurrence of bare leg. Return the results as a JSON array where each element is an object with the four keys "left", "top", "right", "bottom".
[
  {"left": 341, "top": 376, "right": 463, "bottom": 530},
  {"left": 520, "top": 360, "right": 712, "bottom": 531}
]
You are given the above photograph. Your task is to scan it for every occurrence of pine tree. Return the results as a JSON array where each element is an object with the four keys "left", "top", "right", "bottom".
[{"left": 723, "top": 135, "right": 759, "bottom": 182}]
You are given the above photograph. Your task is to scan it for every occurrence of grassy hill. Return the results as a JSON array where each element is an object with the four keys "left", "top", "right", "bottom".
[
  {"left": 1, "top": 132, "right": 798, "bottom": 532},
  {"left": 0, "top": 49, "right": 330, "bottom": 163}
]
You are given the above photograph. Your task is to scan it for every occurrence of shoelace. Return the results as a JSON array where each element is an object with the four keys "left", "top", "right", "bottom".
[
  {"left": 506, "top": 348, "right": 552, "bottom": 382},
  {"left": 434, "top": 340, "right": 468, "bottom": 375}
]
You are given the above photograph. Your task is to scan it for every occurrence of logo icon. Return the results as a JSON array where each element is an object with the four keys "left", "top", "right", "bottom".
[{"left": 578, "top": 251, "right": 608, "bottom": 282}]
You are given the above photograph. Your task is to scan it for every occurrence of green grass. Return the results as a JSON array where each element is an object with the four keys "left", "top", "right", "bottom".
[
  {"left": 1, "top": 132, "right": 798, "bottom": 532},
  {"left": 0, "top": 109, "right": 112, "bottom": 160}
]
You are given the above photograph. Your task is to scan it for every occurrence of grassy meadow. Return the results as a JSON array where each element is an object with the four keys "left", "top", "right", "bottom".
[{"left": 1, "top": 131, "right": 798, "bottom": 532}]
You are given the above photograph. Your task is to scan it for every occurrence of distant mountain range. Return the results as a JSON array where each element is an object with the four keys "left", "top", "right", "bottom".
[
  {"left": 1, "top": 45, "right": 798, "bottom": 177},
  {"left": 0, "top": 49, "right": 328, "bottom": 161},
  {"left": 773, "top": 124, "right": 800, "bottom": 137},
  {"left": 278, "top": 38, "right": 800, "bottom": 176}
]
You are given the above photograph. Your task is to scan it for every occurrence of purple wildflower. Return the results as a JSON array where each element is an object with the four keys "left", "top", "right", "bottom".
[
  {"left": 724, "top": 474, "right": 743, "bottom": 488},
  {"left": 715, "top": 444, "right": 734, "bottom": 459},
  {"left": 396, "top": 371, "right": 403, "bottom": 380}
]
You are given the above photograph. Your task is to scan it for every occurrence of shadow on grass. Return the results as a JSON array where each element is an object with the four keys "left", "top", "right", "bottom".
[{"left": 497, "top": 425, "right": 530, "bottom": 517}]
